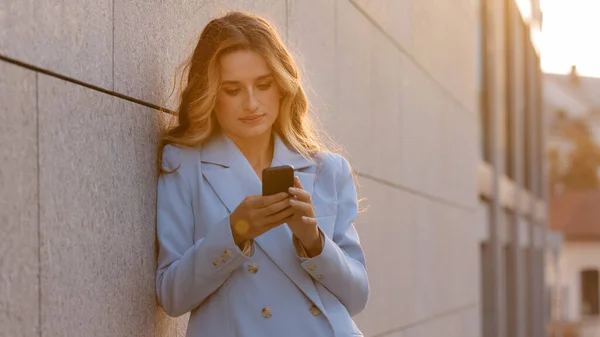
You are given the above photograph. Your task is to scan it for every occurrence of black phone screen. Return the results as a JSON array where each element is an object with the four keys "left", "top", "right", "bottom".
[{"left": 262, "top": 165, "right": 294, "bottom": 196}]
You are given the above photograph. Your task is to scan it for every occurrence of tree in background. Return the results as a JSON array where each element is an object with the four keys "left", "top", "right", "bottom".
[
  {"left": 547, "top": 147, "right": 562, "bottom": 195},
  {"left": 560, "top": 120, "right": 600, "bottom": 190}
]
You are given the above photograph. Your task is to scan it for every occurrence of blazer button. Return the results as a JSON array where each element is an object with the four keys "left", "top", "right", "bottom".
[
  {"left": 307, "top": 264, "right": 317, "bottom": 272},
  {"left": 310, "top": 304, "right": 322, "bottom": 316},
  {"left": 247, "top": 263, "right": 259, "bottom": 274},
  {"left": 261, "top": 306, "right": 272, "bottom": 318},
  {"left": 223, "top": 249, "right": 232, "bottom": 258},
  {"left": 316, "top": 274, "right": 324, "bottom": 280}
]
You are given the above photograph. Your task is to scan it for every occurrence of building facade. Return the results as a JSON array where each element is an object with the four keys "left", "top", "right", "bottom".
[
  {"left": 545, "top": 67, "right": 600, "bottom": 336},
  {"left": 477, "top": 0, "right": 563, "bottom": 336},
  {"left": 1, "top": 0, "right": 555, "bottom": 336}
]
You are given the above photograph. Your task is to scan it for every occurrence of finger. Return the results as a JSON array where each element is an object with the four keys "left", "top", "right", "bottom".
[
  {"left": 288, "top": 186, "right": 311, "bottom": 202},
  {"left": 262, "top": 218, "right": 289, "bottom": 232},
  {"left": 271, "top": 211, "right": 295, "bottom": 227},
  {"left": 258, "top": 197, "right": 293, "bottom": 218},
  {"left": 263, "top": 191, "right": 291, "bottom": 206},
  {"left": 301, "top": 216, "right": 318, "bottom": 226},
  {"left": 294, "top": 176, "right": 303, "bottom": 189},
  {"left": 261, "top": 206, "right": 295, "bottom": 227},
  {"left": 289, "top": 199, "right": 315, "bottom": 216},
  {"left": 250, "top": 192, "right": 288, "bottom": 208}
]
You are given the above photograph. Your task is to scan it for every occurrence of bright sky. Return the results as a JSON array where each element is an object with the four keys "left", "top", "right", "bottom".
[{"left": 533, "top": 0, "right": 600, "bottom": 77}]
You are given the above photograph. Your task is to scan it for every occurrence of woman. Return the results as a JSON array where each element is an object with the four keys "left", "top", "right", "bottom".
[{"left": 156, "top": 11, "right": 369, "bottom": 337}]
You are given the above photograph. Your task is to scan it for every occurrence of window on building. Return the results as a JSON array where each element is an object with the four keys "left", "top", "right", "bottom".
[
  {"left": 479, "top": 0, "right": 491, "bottom": 163},
  {"left": 581, "top": 269, "right": 600, "bottom": 316},
  {"left": 504, "top": 0, "right": 515, "bottom": 180},
  {"left": 525, "top": 245, "right": 534, "bottom": 336},
  {"left": 534, "top": 55, "right": 544, "bottom": 198},
  {"left": 481, "top": 241, "right": 493, "bottom": 336},
  {"left": 523, "top": 29, "right": 533, "bottom": 190},
  {"left": 505, "top": 243, "right": 516, "bottom": 336}
]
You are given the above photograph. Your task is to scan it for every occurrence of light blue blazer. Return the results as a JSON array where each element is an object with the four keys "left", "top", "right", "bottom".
[{"left": 156, "top": 132, "right": 369, "bottom": 337}]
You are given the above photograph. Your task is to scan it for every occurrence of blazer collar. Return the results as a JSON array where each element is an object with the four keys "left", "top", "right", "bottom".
[{"left": 200, "top": 131, "right": 314, "bottom": 170}]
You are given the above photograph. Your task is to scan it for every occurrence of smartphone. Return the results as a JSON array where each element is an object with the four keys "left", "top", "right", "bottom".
[{"left": 262, "top": 165, "right": 294, "bottom": 196}]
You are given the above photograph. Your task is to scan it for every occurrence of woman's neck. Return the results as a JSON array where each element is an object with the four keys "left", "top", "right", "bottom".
[{"left": 229, "top": 131, "right": 274, "bottom": 173}]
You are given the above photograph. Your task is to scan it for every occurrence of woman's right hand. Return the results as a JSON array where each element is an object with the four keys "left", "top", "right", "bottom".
[{"left": 229, "top": 192, "right": 294, "bottom": 245}]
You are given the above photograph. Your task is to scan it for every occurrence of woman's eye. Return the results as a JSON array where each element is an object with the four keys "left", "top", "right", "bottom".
[
  {"left": 257, "top": 82, "right": 272, "bottom": 90},
  {"left": 224, "top": 88, "right": 241, "bottom": 96}
]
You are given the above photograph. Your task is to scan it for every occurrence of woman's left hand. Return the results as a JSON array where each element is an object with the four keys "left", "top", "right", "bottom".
[{"left": 287, "top": 176, "right": 322, "bottom": 256}]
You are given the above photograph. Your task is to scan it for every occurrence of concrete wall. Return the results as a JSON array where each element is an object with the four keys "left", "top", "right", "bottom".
[{"left": 0, "top": 1, "right": 481, "bottom": 336}]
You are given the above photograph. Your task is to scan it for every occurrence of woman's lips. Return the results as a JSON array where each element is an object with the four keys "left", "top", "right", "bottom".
[{"left": 239, "top": 114, "right": 265, "bottom": 124}]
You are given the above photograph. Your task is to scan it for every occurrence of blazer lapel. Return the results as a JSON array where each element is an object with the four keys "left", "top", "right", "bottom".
[
  {"left": 200, "top": 132, "right": 249, "bottom": 214},
  {"left": 200, "top": 133, "right": 326, "bottom": 314}
]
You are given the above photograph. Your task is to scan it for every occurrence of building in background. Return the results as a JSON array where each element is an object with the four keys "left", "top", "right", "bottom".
[
  {"left": 546, "top": 71, "right": 600, "bottom": 143},
  {"left": 477, "top": 0, "right": 563, "bottom": 336},
  {"left": 544, "top": 67, "right": 600, "bottom": 336},
  {"left": 1, "top": 0, "right": 557, "bottom": 336}
]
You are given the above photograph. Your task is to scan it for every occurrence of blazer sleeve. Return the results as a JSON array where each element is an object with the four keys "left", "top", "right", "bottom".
[
  {"left": 297, "top": 155, "right": 370, "bottom": 316},
  {"left": 155, "top": 145, "right": 253, "bottom": 317}
]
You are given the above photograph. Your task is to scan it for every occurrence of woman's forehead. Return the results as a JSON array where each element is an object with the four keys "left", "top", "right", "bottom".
[{"left": 220, "top": 50, "right": 271, "bottom": 82}]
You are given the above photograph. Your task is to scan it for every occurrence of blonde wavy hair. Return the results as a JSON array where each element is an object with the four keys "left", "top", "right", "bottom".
[{"left": 157, "top": 11, "right": 337, "bottom": 175}]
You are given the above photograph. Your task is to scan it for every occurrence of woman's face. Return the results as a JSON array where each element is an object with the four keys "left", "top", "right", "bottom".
[{"left": 214, "top": 50, "right": 282, "bottom": 141}]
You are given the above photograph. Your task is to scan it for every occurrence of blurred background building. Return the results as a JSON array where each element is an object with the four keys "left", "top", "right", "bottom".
[
  {"left": 545, "top": 64, "right": 600, "bottom": 336},
  {"left": 476, "top": 0, "right": 563, "bottom": 337},
  {"left": 0, "top": 0, "right": 570, "bottom": 336}
]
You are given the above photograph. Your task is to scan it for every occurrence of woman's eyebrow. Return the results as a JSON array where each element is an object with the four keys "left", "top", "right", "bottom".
[{"left": 221, "top": 74, "right": 273, "bottom": 85}]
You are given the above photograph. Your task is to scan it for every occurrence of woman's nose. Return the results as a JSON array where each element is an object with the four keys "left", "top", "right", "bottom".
[{"left": 244, "top": 90, "right": 260, "bottom": 112}]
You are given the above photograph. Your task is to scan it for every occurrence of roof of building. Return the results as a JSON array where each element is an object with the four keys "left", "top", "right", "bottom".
[
  {"left": 545, "top": 73, "right": 600, "bottom": 111},
  {"left": 550, "top": 189, "right": 600, "bottom": 241}
]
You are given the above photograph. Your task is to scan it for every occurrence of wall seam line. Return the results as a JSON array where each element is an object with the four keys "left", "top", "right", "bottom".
[
  {"left": 36, "top": 72, "right": 42, "bottom": 337},
  {"left": 370, "top": 302, "right": 479, "bottom": 337},
  {"left": 0, "top": 54, "right": 174, "bottom": 114},
  {"left": 355, "top": 171, "right": 476, "bottom": 211},
  {"left": 346, "top": 0, "right": 475, "bottom": 117},
  {"left": 112, "top": 0, "right": 115, "bottom": 91}
]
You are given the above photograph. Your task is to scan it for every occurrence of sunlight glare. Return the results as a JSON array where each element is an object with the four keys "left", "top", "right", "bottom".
[{"left": 537, "top": 0, "right": 600, "bottom": 77}]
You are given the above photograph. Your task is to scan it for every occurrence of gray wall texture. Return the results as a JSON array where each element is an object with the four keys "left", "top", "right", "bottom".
[{"left": 1, "top": 1, "right": 481, "bottom": 336}]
